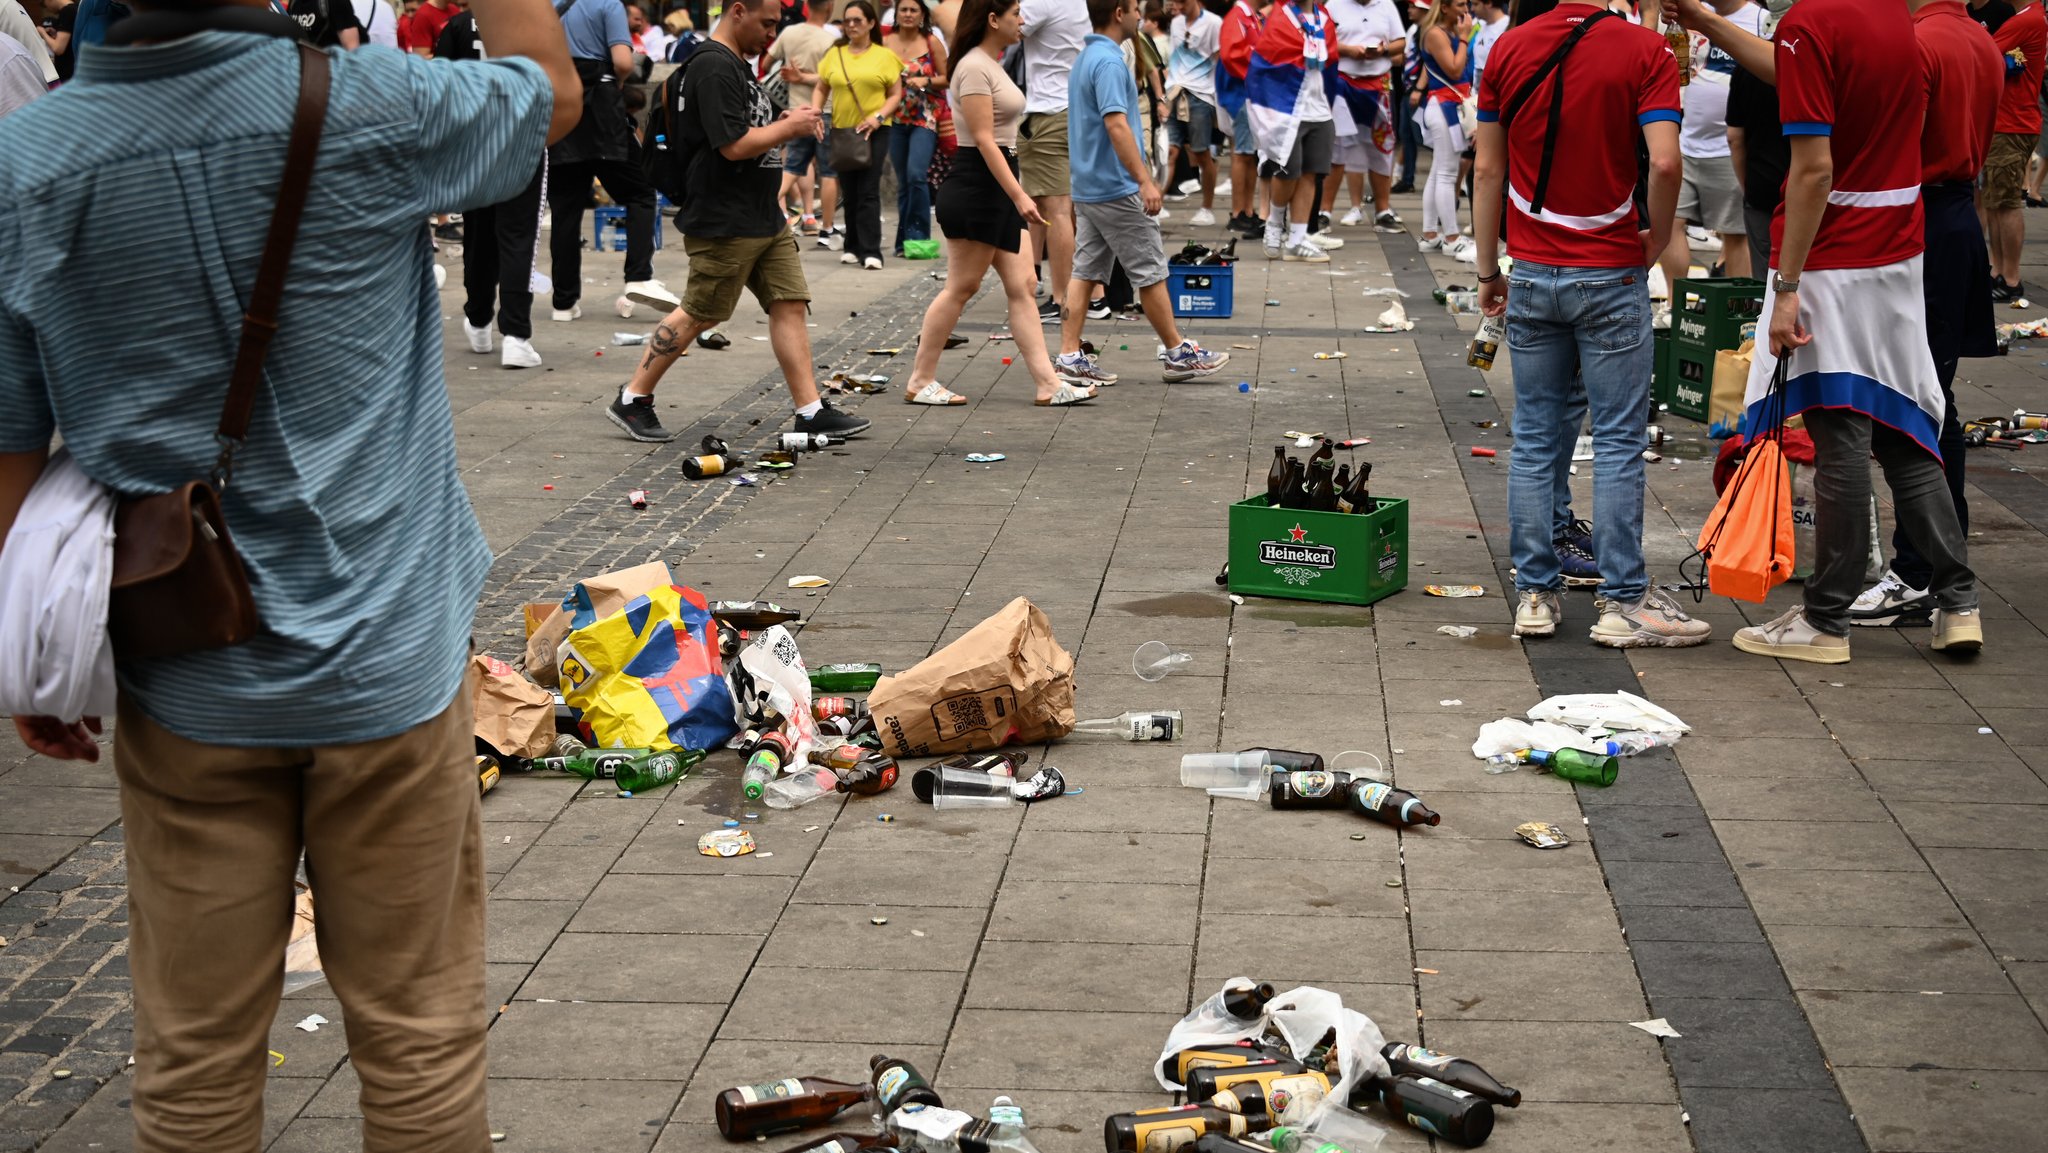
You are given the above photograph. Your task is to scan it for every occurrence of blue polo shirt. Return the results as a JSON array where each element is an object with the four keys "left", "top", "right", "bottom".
[
  {"left": 1067, "top": 32, "right": 1145, "bottom": 203},
  {"left": 561, "top": 0, "right": 631, "bottom": 62},
  {"left": 0, "top": 32, "right": 552, "bottom": 745}
]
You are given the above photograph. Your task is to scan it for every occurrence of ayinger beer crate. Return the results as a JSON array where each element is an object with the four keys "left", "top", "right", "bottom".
[{"left": 1227, "top": 496, "right": 1410, "bottom": 606}]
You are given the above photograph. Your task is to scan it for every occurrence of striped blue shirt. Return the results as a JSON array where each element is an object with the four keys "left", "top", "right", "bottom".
[{"left": 0, "top": 33, "right": 552, "bottom": 746}]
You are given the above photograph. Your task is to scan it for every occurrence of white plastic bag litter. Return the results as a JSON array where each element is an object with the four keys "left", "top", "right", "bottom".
[
  {"left": 727, "top": 625, "right": 821, "bottom": 763},
  {"left": 1471, "top": 718, "right": 1606, "bottom": 761},
  {"left": 1154, "top": 981, "right": 1392, "bottom": 1098},
  {"left": 1526, "top": 691, "right": 1688, "bottom": 735}
]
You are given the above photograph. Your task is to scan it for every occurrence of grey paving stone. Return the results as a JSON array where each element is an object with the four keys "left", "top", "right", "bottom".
[
  {"left": 482, "top": 1077, "right": 680, "bottom": 1153},
  {"left": 1195, "top": 913, "right": 1412, "bottom": 986},
  {"left": 1440, "top": 1102, "right": 1692, "bottom": 1153},
  {"left": 476, "top": 776, "right": 582, "bottom": 824},
  {"left": 1854, "top": 756, "right": 2048, "bottom": 805},
  {"left": 718, "top": 965, "right": 964, "bottom": 1044},
  {"left": 1679, "top": 1086, "right": 1865, "bottom": 1153},
  {"left": 1004, "top": 830, "right": 1207, "bottom": 885},
  {"left": 1613, "top": 904, "right": 1767, "bottom": 944},
  {"left": 1205, "top": 801, "right": 1408, "bottom": 862},
  {"left": 938, "top": 1008, "right": 1184, "bottom": 1093},
  {"left": 567, "top": 873, "right": 795, "bottom": 936},
  {"left": 1798, "top": 991, "right": 2048, "bottom": 1070},
  {"left": 669, "top": 1037, "right": 943, "bottom": 1126},
  {"left": 1835, "top": 1066, "right": 2048, "bottom": 1153},
  {"left": 489, "top": 845, "right": 624, "bottom": 903},
  {"left": 520, "top": 932, "right": 762, "bottom": 1004},
  {"left": 1688, "top": 777, "right": 1893, "bottom": 823},
  {"left": 0, "top": 787, "right": 121, "bottom": 838},
  {"left": 1952, "top": 898, "right": 2048, "bottom": 961},
  {"left": 1201, "top": 856, "right": 1409, "bottom": 919},
  {"left": 1831, "top": 721, "right": 2005, "bottom": 763},
  {"left": 1019, "top": 782, "right": 1212, "bottom": 835},
  {"left": 1656, "top": 996, "right": 1837, "bottom": 1090},
  {"left": 484, "top": 899, "right": 580, "bottom": 965},
  {"left": 1629, "top": 940, "right": 1795, "bottom": 1002},
  {"left": 1675, "top": 737, "right": 1859, "bottom": 780},
  {"left": 1738, "top": 868, "right": 1973, "bottom": 929},
  {"left": 1410, "top": 889, "right": 1628, "bottom": 953},
  {"left": 1412, "top": 950, "right": 1650, "bottom": 1023},
  {"left": 1922, "top": 846, "right": 2048, "bottom": 904},
  {"left": 1419, "top": 1020, "right": 1678, "bottom": 1104},
  {"left": 265, "top": 1116, "right": 366, "bottom": 1153},
  {"left": 491, "top": 1001, "right": 721, "bottom": 1080},
  {"left": 1885, "top": 800, "right": 2048, "bottom": 850},
  {"left": 987, "top": 881, "right": 1200, "bottom": 946},
  {"left": 1715, "top": 818, "right": 1927, "bottom": 873},
  {"left": 482, "top": 821, "right": 547, "bottom": 877},
  {"left": 610, "top": 814, "right": 828, "bottom": 877},
  {"left": 759, "top": 903, "right": 985, "bottom": 972},
  {"left": 531, "top": 798, "right": 660, "bottom": 849},
  {"left": 819, "top": 807, "right": 1025, "bottom": 854},
  {"left": 1767, "top": 925, "right": 2016, "bottom": 994},
  {"left": 1588, "top": 805, "right": 1730, "bottom": 864},
  {"left": 965, "top": 941, "right": 1193, "bottom": 1014},
  {"left": 792, "top": 846, "right": 1008, "bottom": 908}
]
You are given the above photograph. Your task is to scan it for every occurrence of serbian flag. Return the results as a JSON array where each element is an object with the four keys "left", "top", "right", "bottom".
[
  {"left": 1246, "top": 1, "right": 1341, "bottom": 170},
  {"left": 1216, "top": 0, "right": 1264, "bottom": 121},
  {"left": 1334, "top": 72, "right": 1388, "bottom": 135}
]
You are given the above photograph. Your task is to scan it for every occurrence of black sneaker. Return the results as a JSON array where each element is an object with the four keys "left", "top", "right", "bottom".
[
  {"left": 1391, "top": 180, "right": 1415, "bottom": 195},
  {"left": 607, "top": 393, "right": 676, "bottom": 442},
  {"left": 1086, "top": 299, "right": 1112, "bottom": 321},
  {"left": 433, "top": 221, "right": 464, "bottom": 242},
  {"left": 1037, "top": 298, "right": 1063, "bottom": 325},
  {"left": 1992, "top": 276, "right": 2017, "bottom": 304},
  {"left": 795, "top": 401, "right": 872, "bottom": 438}
]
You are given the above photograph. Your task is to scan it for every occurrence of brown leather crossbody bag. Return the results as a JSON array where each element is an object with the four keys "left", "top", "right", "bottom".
[{"left": 106, "top": 43, "right": 331, "bottom": 662}]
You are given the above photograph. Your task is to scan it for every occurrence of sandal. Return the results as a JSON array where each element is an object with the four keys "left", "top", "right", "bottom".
[
  {"left": 1034, "top": 382, "right": 1098, "bottom": 407},
  {"left": 906, "top": 381, "right": 969, "bottom": 406}
]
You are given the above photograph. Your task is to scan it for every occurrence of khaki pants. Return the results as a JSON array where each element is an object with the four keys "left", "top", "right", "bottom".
[{"left": 114, "top": 687, "right": 488, "bottom": 1153}]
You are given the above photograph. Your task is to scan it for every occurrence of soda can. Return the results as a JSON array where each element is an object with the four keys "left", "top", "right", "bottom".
[{"left": 627, "top": 489, "right": 649, "bottom": 509}]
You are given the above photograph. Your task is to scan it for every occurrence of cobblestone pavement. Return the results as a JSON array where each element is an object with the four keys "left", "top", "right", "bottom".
[{"left": 3, "top": 190, "right": 2046, "bottom": 1153}]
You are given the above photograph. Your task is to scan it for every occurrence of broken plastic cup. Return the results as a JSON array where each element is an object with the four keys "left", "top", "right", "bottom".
[{"left": 1133, "top": 640, "right": 1195, "bottom": 682}]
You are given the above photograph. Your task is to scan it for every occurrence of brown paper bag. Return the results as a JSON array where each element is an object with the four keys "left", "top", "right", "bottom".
[
  {"left": 472, "top": 654, "right": 557, "bottom": 758},
  {"left": 523, "top": 561, "right": 674, "bottom": 688},
  {"left": 1708, "top": 339, "right": 1754, "bottom": 437},
  {"left": 868, "top": 597, "right": 1075, "bottom": 757}
]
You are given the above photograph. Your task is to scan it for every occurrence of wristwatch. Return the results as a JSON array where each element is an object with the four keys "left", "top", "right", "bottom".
[{"left": 1772, "top": 273, "right": 1800, "bottom": 294}]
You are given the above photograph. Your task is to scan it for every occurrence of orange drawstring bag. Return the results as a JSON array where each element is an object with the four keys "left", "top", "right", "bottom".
[{"left": 1690, "top": 359, "right": 1794, "bottom": 603}]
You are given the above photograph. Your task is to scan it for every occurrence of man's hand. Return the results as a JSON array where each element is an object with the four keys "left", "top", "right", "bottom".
[
  {"left": 781, "top": 63, "right": 803, "bottom": 83},
  {"left": 1768, "top": 290, "right": 1811, "bottom": 358},
  {"left": 1667, "top": 0, "right": 1711, "bottom": 33},
  {"left": 782, "top": 105, "right": 824, "bottom": 141},
  {"left": 14, "top": 716, "right": 102, "bottom": 763},
  {"left": 1479, "top": 277, "right": 1506, "bottom": 318},
  {"left": 1639, "top": 229, "right": 1667, "bottom": 270},
  {"left": 1140, "top": 178, "right": 1164, "bottom": 216}
]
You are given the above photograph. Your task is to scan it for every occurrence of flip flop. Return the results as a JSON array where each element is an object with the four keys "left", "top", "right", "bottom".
[
  {"left": 905, "top": 381, "right": 968, "bottom": 406},
  {"left": 1034, "top": 382, "right": 1098, "bottom": 407}
]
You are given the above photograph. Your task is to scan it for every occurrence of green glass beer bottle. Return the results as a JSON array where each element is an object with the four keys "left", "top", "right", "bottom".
[
  {"left": 809, "top": 662, "right": 883, "bottom": 693},
  {"left": 614, "top": 749, "right": 704, "bottom": 793}
]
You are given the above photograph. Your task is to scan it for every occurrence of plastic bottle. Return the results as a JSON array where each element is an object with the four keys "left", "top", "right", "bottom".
[
  {"left": 742, "top": 732, "right": 793, "bottom": 800},
  {"left": 1181, "top": 750, "right": 1277, "bottom": 790},
  {"left": 1599, "top": 731, "right": 1678, "bottom": 757},
  {"left": 1074, "top": 711, "right": 1184, "bottom": 741},
  {"left": 764, "top": 767, "right": 841, "bottom": 809}
]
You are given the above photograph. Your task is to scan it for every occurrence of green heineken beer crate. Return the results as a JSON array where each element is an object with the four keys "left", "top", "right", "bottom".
[{"left": 1227, "top": 496, "right": 1409, "bottom": 607}]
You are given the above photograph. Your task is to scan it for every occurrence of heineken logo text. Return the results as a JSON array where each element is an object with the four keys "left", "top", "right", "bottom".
[{"left": 1260, "top": 540, "right": 1337, "bottom": 569}]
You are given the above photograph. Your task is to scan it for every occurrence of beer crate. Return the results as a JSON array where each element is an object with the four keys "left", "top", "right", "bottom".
[
  {"left": 1652, "top": 325, "right": 1674, "bottom": 414},
  {"left": 1672, "top": 276, "right": 1764, "bottom": 355},
  {"left": 1668, "top": 343, "right": 1713, "bottom": 424},
  {"left": 1226, "top": 496, "right": 1409, "bottom": 607},
  {"left": 1167, "top": 262, "right": 1234, "bottom": 319}
]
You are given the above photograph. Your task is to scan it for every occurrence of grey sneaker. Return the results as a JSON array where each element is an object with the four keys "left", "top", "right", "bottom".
[
  {"left": 1850, "top": 567, "right": 1932, "bottom": 627},
  {"left": 1514, "top": 589, "right": 1562, "bottom": 638},
  {"left": 1590, "top": 589, "right": 1712, "bottom": 648},
  {"left": 1161, "top": 340, "right": 1229, "bottom": 382},
  {"left": 1732, "top": 605, "right": 1849, "bottom": 663},
  {"left": 1054, "top": 351, "right": 1119, "bottom": 386}
]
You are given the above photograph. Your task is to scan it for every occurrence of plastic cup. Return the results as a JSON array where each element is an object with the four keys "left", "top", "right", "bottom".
[
  {"left": 1133, "top": 640, "right": 1196, "bottom": 682},
  {"left": 1179, "top": 751, "right": 1274, "bottom": 790},
  {"left": 914, "top": 765, "right": 1018, "bottom": 809}
]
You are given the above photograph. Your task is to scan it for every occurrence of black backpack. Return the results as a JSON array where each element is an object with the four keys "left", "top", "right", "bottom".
[{"left": 643, "top": 48, "right": 709, "bottom": 207}]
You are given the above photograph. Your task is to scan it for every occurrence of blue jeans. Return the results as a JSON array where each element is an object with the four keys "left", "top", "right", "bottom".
[
  {"left": 1553, "top": 387, "right": 1587, "bottom": 537},
  {"left": 1505, "top": 262, "right": 1652, "bottom": 601},
  {"left": 891, "top": 124, "right": 937, "bottom": 251}
]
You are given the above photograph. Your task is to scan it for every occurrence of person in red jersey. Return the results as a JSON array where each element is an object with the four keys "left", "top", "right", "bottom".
[{"left": 1674, "top": 0, "right": 1983, "bottom": 663}]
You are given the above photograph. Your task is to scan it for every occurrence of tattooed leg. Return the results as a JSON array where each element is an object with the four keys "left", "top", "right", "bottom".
[{"left": 626, "top": 308, "right": 713, "bottom": 396}]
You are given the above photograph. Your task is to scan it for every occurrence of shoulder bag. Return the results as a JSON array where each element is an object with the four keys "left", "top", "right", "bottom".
[
  {"left": 107, "top": 42, "right": 330, "bottom": 662},
  {"left": 827, "top": 45, "right": 876, "bottom": 171}
]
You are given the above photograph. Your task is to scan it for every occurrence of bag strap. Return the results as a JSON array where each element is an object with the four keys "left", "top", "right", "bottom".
[
  {"left": 835, "top": 45, "right": 872, "bottom": 122},
  {"left": 1499, "top": 8, "right": 1611, "bottom": 216},
  {"left": 215, "top": 42, "right": 330, "bottom": 489}
]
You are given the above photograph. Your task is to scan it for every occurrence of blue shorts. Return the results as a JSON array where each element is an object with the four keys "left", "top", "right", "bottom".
[
  {"left": 782, "top": 133, "right": 835, "bottom": 179},
  {"left": 1166, "top": 93, "right": 1217, "bottom": 152},
  {"left": 1232, "top": 106, "right": 1256, "bottom": 155}
]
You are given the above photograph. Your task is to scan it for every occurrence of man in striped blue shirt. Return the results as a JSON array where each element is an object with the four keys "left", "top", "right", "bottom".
[{"left": 0, "top": 0, "right": 578, "bottom": 1146}]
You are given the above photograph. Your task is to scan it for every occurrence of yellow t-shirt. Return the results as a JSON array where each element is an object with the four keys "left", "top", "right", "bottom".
[{"left": 820, "top": 43, "right": 903, "bottom": 128}]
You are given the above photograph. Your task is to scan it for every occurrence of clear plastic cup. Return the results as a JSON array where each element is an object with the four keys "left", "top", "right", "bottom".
[
  {"left": 1179, "top": 751, "right": 1275, "bottom": 790},
  {"left": 914, "top": 765, "right": 1018, "bottom": 810}
]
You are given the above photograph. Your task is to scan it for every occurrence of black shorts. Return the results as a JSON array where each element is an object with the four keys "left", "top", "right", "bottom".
[{"left": 936, "top": 147, "right": 1025, "bottom": 253}]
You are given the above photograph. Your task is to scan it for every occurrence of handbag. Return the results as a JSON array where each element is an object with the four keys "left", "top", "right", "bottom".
[
  {"left": 1688, "top": 359, "right": 1794, "bottom": 603},
  {"left": 106, "top": 43, "right": 330, "bottom": 662},
  {"left": 826, "top": 46, "right": 875, "bottom": 172}
]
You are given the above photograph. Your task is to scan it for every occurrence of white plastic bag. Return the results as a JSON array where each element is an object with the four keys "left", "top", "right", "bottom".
[
  {"left": 727, "top": 625, "right": 820, "bottom": 762},
  {"left": 1471, "top": 718, "right": 1606, "bottom": 761},
  {"left": 1154, "top": 980, "right": 1392, "bottom": 1098},
  {"left": 1526, "top": 691, "right": 1689, "bottom": 735}
]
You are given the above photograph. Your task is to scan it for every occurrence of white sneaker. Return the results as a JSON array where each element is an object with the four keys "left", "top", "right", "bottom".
[
  {"left": 1515, "top": 589, "right": 1561, "bottom": 637},
  {"left": 841, "top": 252, "right": 860, "bottom": 265},
  {"left": 1931, "top": 607, "right": 1983, "bottom": 653},
  {"left": 462, "top": 318, "right": 493, "bottom": 354},
  {"left": 1309, "top": 233, "right": 1345, "bottom": 251},
  {"left": 1190, "top": 207, "right": 1216, "bottom": 227},
  {"left": 1340, "top": 206, "right": 1365, "bottom": 227},
  {"left": 863, "top": 256, "right": 883, "bottom": 270},
  {"left": 1686, "top": 224, "right": 1721, "bottom": 250},
  {"left": 1733, "top": 605, "right": 1850, "bottom": 663},
  {"left": 1417, "top": 235, "right": 1443, "bottom": 253},
  {"left": 1849, "top": 567, "right": 1931, "bottom": 626},
  {"left": 624, "top": 279, "right": 680, "bottom": 311},
  {"left": 1155, "top": 208, "right": 1171, "bottom": 222},
  {"left": 500, "top": 335, "right": 541, "bottom": 369},
  {"left": 1282, "top": 240, "right": 1332, "bottom": 263},
  {"left": 1445, "top": 237, "right": 1478, "bottom": 263},
  {"left": 1264, "top": 224, "right": 1285, "bottom": 260},
  {"left": 1590, "top": 589, "right": 1713, "bottom": 648},
  {"left": 550, "top": 303, "right": 582, "bottom": 323},
  {"left": 614, "top": 295, "right": 635, "bottom": 319}
]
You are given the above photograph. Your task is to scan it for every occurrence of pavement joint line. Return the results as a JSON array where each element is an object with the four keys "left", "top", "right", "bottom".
[{"left": 1378, "top": 231, "right": 1870, "bottom": 1153}]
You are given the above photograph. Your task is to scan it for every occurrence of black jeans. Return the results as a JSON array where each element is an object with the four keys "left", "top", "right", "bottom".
[
  {"left": 462, "top": 159, "right": 546, "bottom": 340},
  {"left": 842, "top": 125, "right": 890, "bottom": 263},
  {"left": 548, "top": 157, "right": 657, "bottom": 309}
]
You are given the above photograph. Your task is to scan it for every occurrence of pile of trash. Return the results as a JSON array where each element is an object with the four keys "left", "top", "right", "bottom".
[
  {"left": 1114, "top": 978, "right": 1519, "bottom": 1149},
  {"left": 1181, "top": 749, "right": 1439, "bottom": 830},
  {"left": 1471, "top": 692, "right": 1691, "bottom": 792},
  {"left": 712, "top": 1053, "right": 1040, "bottom": 1151}
]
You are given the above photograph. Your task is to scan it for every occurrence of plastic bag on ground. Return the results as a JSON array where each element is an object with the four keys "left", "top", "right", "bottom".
[
  {"left": 1153, "top": 980, "right": 1392, "bottom": 1099},
  {"left": 1471, "top": 718, "right": 1606, "bottom": 761},
  {"left": 560, "top": 584, "right": 738, "bottom": 753},
  {"left": 727, "top": 624, "right": 821, "bottom": 764},
  {"left": 1526, "top": 691, "right": 1688, "bottom": 735}
]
